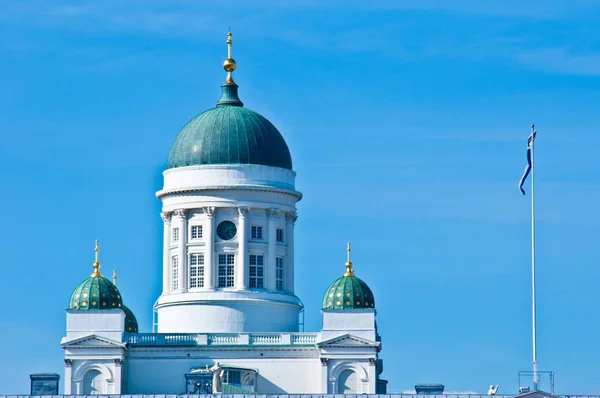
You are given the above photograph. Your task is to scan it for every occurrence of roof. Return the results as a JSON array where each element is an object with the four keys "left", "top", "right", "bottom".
[{"left": 167, "top": 83, "right": 292, "bottom": 170}]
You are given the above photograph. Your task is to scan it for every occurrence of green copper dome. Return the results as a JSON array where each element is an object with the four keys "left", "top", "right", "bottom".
[
  {"left": 168, "top": 33, "right": 292, "bottom": 170},
  {"left": 322, "top": 275, "right": 375, "bottom": 310},
  {"left": 167, "top": 83, "right": 292, "bottom": 170},
  {"left": 68, "top": 274, "right": 122, "bottom": 310},
  {"left": 122, "top": 305, "right": 138, "bottom": 333},
  {"left": 68, "top": 242, "right": 123, "bottom": 311},
  {"left": 322, "top": 244, "right": 375, "bottom": 310}
]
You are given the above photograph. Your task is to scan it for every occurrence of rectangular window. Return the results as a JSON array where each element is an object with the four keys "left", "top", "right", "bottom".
[
  {"left": 189, "top": 253, "right": 205, "bottom": 288},
  {"left": 172, "top": 227, "right": 179, "bottom": 243},
  {"left": 251, "top": 225, "right": 263, "bottom": 239},
  {"left": 276, "top": 256, "right": 284, "bottom": 291},
  {"left": 223, "top": 370, "right": 241, "bottom": 385},
  {"left": 276, "top": 228, "right": 284, "bottom": 243},
  {"left": 249, "top": 254, "right": 264, "bottom": 288},
  {"left": 191, "top": 225, "right": 203, "bottom": 240},
  {"left": 218, "top": 253, "right": 235, "bottom": 287},
  {"left": 172, "top": 256, "right": 179, "bottom": 290}
]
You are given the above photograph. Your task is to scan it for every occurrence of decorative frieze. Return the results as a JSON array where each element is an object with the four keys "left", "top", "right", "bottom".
[
  {"left": 174, "top": 209, "right": 188, "bottom": 218},
  {"left": 266, "top": 208, "right": 281, "bottom": 218},
  {"left": 285, "top": 211, "right": 298, "bottom": 224}
]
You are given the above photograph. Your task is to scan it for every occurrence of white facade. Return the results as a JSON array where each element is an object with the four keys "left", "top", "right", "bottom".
[
  {"left": 155, "top": 164, "right": 302, "bottom": 333},
  {"left": 60, "top": 145, "right": 386, "bottom": 395},
  {"left": 59, "top": 42, "right": 386, "bottom": 395}
]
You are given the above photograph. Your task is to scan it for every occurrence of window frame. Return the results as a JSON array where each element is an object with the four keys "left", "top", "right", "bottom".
[
  {"left": 249, "top": 254, "right": 265, "bottom": 289},
  {"left": 217, "top": 253, "right": 235, "bottom": 288},
  {"left": 172, "top": 255, "right": 179, "bottom": 290},
  {"left": 251, "top": 225, "right": 263, "bottom": 240},
  {"left": 276, "top": 228, "right": 284, "bottom": 243},
  {"left": 189, "top": 253, "right": 205, "bottom": 288},
  {"left": 190, "top": 225, "right": 203, "bottom": 240},
  {"left": 172, "top": 227, "right": 179, "bottom": 243},
  {"left": 276, "top": 256, "right": 284, "bottom": 291}
]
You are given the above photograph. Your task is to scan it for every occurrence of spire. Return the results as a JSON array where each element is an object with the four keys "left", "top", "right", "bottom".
[
  {"left": 91, "top": 240, "right": 103, "bottom": 277},
  {"left": 113, "top": 270, "right": 117, "bottom": 286},
  {"left": 223, "top": 32, "right": 237, "bottom": 84},
  {"left": 217, "top": 32, "right": 244, "bottom": 107},
  {"left": 344, "top": 242, "right": 355, "bottom": 277}
]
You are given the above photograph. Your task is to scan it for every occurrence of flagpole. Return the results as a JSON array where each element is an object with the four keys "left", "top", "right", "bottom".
[{"left": 530, "top": 123, "right": 538, "bottom": 390}]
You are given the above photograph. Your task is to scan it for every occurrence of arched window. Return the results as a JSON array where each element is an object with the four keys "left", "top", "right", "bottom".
[
  {"left": 82, "top": 370, "right": 104, "bottom": 394},
  {"left": 337, "top": 369, "right": 358, "bottom": 393}
]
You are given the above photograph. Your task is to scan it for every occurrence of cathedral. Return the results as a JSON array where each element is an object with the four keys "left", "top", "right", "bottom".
[{"left": 60, "top": 33, "right": 386, "bottom": 395}]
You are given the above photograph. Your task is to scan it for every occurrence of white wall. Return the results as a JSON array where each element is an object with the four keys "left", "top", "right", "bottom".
[
  {"left": 321, "top": 310, "right": 377, "bottom": 341},
  {"left": 126, "top": 347, "right": 321, "bottom": 394},
  {"left": 156, "top": 164, "right": 302, "bottom": 334},
  {"left": 65, "top": 310, "right": 125, "bottom": 341},
  {"left": 156, "top": 295, "right": 301, "bottom": 333}
]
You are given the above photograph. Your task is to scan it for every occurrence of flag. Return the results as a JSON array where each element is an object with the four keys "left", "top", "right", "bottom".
[{"left": 519, "top": 131, "right": 537, "bottom": 195}]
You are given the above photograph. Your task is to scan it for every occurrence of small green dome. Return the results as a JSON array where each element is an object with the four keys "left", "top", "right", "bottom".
[
  {"left": 122, "top": 305, "right": 138, "bottom": 333},
  {"left": 322, "top": 275, "right": 375, "bottom": 310},
  {"left": 168, "top": 84, "right": 292, "bottom": 170},
  {"left": 322, "top": 243, "right": 375, "bottom": 310},
  {"left": 69, "top": 274, "right": 123, "bottom": 310}
]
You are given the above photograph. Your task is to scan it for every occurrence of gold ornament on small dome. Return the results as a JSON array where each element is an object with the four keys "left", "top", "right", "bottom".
[
  {"left": 223, "top": 32, "right": 237, "bottom": 84},
  {"left": 91, "top": 240, "right": 103, "bottom": 277},
  {"left": 344, "top": 242, "right": 355, "bottom": 277}
]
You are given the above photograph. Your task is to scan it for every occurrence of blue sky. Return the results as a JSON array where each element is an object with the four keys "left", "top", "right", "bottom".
[{"left": 2, "top": 0, "right": 600, "bottom": 394}]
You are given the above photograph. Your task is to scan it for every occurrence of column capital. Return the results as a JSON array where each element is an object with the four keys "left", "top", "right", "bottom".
[
  {"left": 161, "top": 212, "right": 172, "bottom": 223},
  {"left": 64, "top": 358, "right": 73, "bottom": 367},
  {"left": 320, "top": 357, "right": 329, "bottom": 365},
  {"left": 266, "top": 208, "right": 281, "bottom": 218},
  {"left": 114, "top": 358, "right": 124, "bottom": 365},
  {"left": 202, "top": 206, "right": 216, "bottom": 217},
  {"left": 174, "top": 209, "right": 188, "bottom": 218},
  {"left": 285, "top": 211, "right": 298, "bottom": 224},
  {"left": 238, "top": 207, "right": 250, "bottom": 217}
]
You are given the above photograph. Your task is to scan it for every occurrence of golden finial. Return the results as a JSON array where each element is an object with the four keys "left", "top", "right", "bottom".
[
  {"left": 223, "top": 32, "right": 237, "bottom": 84},
  {"left": 344, "top": 242, "right": 355, "bottom": 277},
  {"left": 91, "top": 240, "right": 103, "bottom": 277},
  {"left": 113, "top": 270, "right": 117, "bottom": 286}
]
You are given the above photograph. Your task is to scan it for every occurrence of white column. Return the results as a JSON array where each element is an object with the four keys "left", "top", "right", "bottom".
[
  {"left": 113, "top": 359, "right": 123, "bottom": 394},
  {"left": 266, "top": 208, "right": 280, "bottom": 291},
  {"left": 203, "top": 207, "right": 215, "bottom": 289},
  {"left": 174, "top": 209, "right": 188, "bottom": 292},
  {"left": 367, "top": 359, "right": 377, "bottom": 393},
  {"left": 161, "top": 212, "right": 172, "bottom": 295},
  {"left": 237, "top": 207, "right": 249, "bottom": 289},
  {"left": 320, "top": 358, "right": 329, "bottom": 393},
  {"left": 285, "top": 211, "right": 297, "bottom": 293},
  {"left": 64, "top": 359, "right": 73, "bottom": 394}
]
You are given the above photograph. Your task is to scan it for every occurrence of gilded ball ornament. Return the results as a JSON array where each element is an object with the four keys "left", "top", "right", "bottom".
[{"left": 223, "top": 58, "right": 236, "bottom": 72}]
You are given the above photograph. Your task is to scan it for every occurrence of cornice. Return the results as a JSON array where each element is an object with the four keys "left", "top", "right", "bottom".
[{"left": 156, "top": 185, "right": 303, "bottom": 201}]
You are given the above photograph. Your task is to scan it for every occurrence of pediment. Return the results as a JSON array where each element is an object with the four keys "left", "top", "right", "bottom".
[
  {"left": 61, "top": 334, "right": 125, "bottom": 348},
  {"left": 317, "top": 333, "right": 379, "bottom": 348}
]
